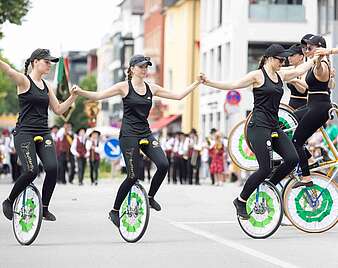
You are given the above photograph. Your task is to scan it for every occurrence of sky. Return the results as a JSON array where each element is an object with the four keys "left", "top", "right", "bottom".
[{"left": 0, "top": 0, "right": 121, "bottom": 68}]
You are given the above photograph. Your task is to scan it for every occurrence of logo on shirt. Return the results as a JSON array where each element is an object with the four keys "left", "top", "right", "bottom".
[{"left": 147, "top": 97, "right": 151, "bottom": 100}]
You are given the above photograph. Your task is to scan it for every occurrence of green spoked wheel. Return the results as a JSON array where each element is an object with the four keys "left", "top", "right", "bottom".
[
  {"left": 12, "top": 184, "right": 43, "bottom": 245},
  {"left": 283, "top": 173, "right": 338, "bottom": 233},
  {"left": 119, "top": 182, "right": 150, "bottom": 243},
  {"left": 238, "top": 181, "right": 283, "bottom": 239},
  {"left": 228, "top": 120, "right": 258, "bottom": 171}
]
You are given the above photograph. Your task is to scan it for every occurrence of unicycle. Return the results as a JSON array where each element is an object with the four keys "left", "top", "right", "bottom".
[
  {"left": 118, "top": 138, "right": 151, "bottom": 243},
  {"left": 283, "top": 172, "right": 338, "bottom": 233},
  {"left": 237, "top": 181, "right": 283, "bottom": 239},
  {"left": 12, "top": 183, "right": 43, "bottom": 245},
  {"left": 118, "top": 181, "right": 150, "bottom": 243},
  {"left": 12, "top": 135, "right": 44, "bottom": 245}
]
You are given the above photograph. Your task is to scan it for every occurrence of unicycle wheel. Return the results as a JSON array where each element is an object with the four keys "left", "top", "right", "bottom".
[
  {"left": 119, "top": 182, "right": 150, "bottom": 243},
  {"left": 283, "top": 173, "right": 338, "bottom": 233},
  {"left": 238, "top": 181, "right": 283, "bottom": 239},
  {"left": 12, "top": 184, "right": 43, "bottom": 245}
]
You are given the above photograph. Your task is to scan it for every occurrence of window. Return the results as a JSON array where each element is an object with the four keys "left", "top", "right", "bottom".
[
  {"left": 218, "top": 0, "right": 222, "bottom": 26},
  {"left": 318, "top": 0, "right": 329, "bottom": 34},
  {"left": 168, "top": 69, "right": 173, "bottom": 90},
  {"left": 216, "top": 112, "right": 221, "bottom": 130},
  {"left": 217, "top": 45, "right": 222, "bottom": 80},
  {"left": 202, "top": 114, "right": 206, "bottom": 138},
  {"left": 209, "top": 113, "right": 214, "bottom": 129}
]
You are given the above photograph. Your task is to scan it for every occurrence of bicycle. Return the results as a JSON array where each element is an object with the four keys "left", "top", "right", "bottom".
[
  {"left": 12, "top": 135, "right": 44, "bottom": 245},
  {"left": 117, "top": 138, "right": 150, "bottom": 243}
]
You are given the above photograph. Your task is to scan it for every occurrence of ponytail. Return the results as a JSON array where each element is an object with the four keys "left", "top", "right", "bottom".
[
  {"left": 258, "top": 56, "right": 267, "bottom": 69},
  {"left": 126, "top": 66, "right": 132, "bottom": 80},
  {"left": 24, "top": 58, "right": 31, "bottom": 75}
]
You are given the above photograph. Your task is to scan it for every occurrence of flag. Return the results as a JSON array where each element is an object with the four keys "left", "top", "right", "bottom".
[{"left": 56, "top": 57, "right": 74, "bottom": 121}]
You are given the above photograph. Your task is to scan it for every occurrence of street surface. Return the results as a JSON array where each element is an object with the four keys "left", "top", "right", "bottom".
[{"left": 0, "top": 176, "right": 337, "bottom": 268}]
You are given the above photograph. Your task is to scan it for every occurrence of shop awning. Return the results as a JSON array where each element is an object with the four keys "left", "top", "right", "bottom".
[{"left": 150, "top": 114, "right": 181, "bottom": 132}]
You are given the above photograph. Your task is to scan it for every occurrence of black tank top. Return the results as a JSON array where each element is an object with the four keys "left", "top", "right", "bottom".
[
  {"left": 120, "top": 80, "right": 152, "bottom": 137},
  {"left": 16, "top": 75, "right": 50, "bottom": 134},
  {"left": 305, "top": 61, "right": 330, "bottom": 102},
  {"left": 287, "top": 83, "right": 307, "bottom": 97},
  {"left": 252, "top": 67, "right": 283, "bottom": 129}
]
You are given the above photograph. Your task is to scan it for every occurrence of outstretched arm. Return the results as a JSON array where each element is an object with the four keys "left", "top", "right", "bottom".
[
  {"left": 47, "top": 83, "right": 78, "bottom": 115},
  {"left": 72, "top": 82, "right": 125, "bottom": 101},
  {"left": 281, "top": 57, "right": 318, "bottom": 81},
  {"left": 287, "top": 78, "right": 308, "bottom": 94},
  {"left": 201, "top": 71, "right": 257, "bottom": 91},
  {"left": 0, "top": 59, "right": 28, "bottom": 91},
  {"left": 152, "top": 81, "right": 200, "bottom": 100}
]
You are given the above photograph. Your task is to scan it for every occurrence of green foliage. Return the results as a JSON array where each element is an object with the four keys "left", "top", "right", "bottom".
[
  {"left": 0, "top": 55, "right": 19, "bottom": 115},
  {"left": 0, "top": 0, "right": 31, "bottom": 38},
  {"left": 56, "top": 74, "right": 97, "bottom": 130}
]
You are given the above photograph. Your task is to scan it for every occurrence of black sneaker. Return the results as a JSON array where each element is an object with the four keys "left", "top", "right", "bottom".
[
  {"left": 43, "top": 210, "right": 56, "bottom": 221},
  {"left": 233, "top": 198, "right": 250, "bottom": 220},
  {"left": 2, "top": 199, "right": 13, "bottom": 220},
  {"left": 108, "top": 210, "right": 120, "bottom": 228},
  {"left": 149, "top": 197, "right": 161, "bottom": 211},
  {"left": 292, "top": 180, "right": 314, "bottom": 189}
]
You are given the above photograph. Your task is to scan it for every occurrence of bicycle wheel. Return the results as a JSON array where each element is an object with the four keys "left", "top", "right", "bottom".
[
  {"left": 283, "top": 173, "right": 338, "bottom": 233},
  {"left": 228, "top": 120, "right": 258, "bottom": 171},
  {"left": 12, "top": 184, "right": 43, "bottom": 245},
  {"left": 238, "top": 181, "right": 283, "bottom": 239},
  {"left": 119, "top": 182, "right": 150, "bottom": 243}
]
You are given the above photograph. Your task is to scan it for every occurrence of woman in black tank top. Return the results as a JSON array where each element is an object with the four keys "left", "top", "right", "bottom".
[
  {"left": 73, "top": 54, "right": 201, "bottom": 227},
  {"left": 286, "top": 44, "right": 308, "bottom": 110},
  {"left": 292, "top": 35, "right": 333, "bottom": 188},
  {"left": 200, "top": 44, "right": 318, "bottom": 219},
  {"left": 1, "top": 49, "right": 77, "bottom": 221}
]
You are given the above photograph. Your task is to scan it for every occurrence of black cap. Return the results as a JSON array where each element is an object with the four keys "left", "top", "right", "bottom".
[
  {"left": 305, "top": 35, "right": 327, "bottom": 48},
  {"left": 264, "top": 44, "right": 291, "bottom": 58},
  {"left": 301, "top": 34, "right": 314, "bottom": 45},
  {"left": 129, "top": 54, "right": 152, "bottom": 67},
  {"left": 287, "top": 44, "right": 303, "bottom": 56},
  {"left": 29, "top": 49, "right": 59, "bottom": 63}
]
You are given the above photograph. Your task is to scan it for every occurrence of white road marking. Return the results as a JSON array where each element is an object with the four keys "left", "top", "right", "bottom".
[{"left": 171, "top": 221, "right": 300, "bottom": 268}]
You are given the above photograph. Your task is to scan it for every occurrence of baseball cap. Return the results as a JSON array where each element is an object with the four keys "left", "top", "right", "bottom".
[
  {"left": 29, "top": 49, "right": 59, "bottom": 63},
  {"left": 264, "top": 44, "right": 291, "bottom": 58},
  {"left": 129, "top": 55, "right": 152, "bottom": 67},
  {"left": 305, "top": 35, "right": 327, "bottom": 48},
  {"left": 301, "top": 34, "right": 314, "bottom": 45},
  {"left": 287, "top": 44, "right": 303, "bottom": 56}
]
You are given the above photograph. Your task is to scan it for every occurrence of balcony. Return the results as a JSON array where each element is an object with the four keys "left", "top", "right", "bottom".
[{"left": 249, "top": 4, "right": 306, "bottom": 22}]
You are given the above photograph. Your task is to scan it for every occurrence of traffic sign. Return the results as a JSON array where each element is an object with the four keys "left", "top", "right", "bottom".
[
  {"left": 104, "top": 138, "right": 121, "bottom": 160},
  {"left": 226, "top": 90, "right": 241, "bottom": 105}
]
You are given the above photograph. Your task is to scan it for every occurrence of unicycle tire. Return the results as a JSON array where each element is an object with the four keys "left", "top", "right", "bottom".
[
  {"left": 237, "top": 181, "right": 283, "bottom": 239},
  {"left": 283, "top": 173, "right": 338, "bottom": 233},
  {"left": 12, "top": 184, "right": 43, "bottom": 245},
  {"left": 119, "top": 182, "right": 150, "bottom": 243}
]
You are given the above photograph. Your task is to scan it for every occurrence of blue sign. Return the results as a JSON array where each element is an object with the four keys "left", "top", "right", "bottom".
[{"left": 104, "top": 138, "right": 121, "bottom": 160}]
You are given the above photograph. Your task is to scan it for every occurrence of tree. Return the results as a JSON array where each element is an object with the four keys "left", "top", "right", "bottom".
[
  {"left": 0, "top": 55, "right": 19, "bottom": 115},
  {"left": 0, "top": 0, "right": 31, "bottom": 38},
  {"left": 56, "top": 74, "right": 97, "bottom": 130}
]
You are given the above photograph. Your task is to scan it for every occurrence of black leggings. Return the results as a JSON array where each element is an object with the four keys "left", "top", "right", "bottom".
[
  {"left": 113, "top": 135, "right": 169, "bottom": 210},
  {"left": 8, "top": 132, "right": 58, "bottom": 207},
  {"left": 240, "top": 126, "right": 298, "bottom": 201},
  {"left": 289, "top": 98, "right": 307, "bottom": 110},
  {"left": 292, "top": 101, "right": 331, "bottom": 176}
]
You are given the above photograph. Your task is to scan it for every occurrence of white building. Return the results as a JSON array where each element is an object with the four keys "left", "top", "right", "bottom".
[{"left": 199, "top": 0, "right": 335, "bottom": 138}]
